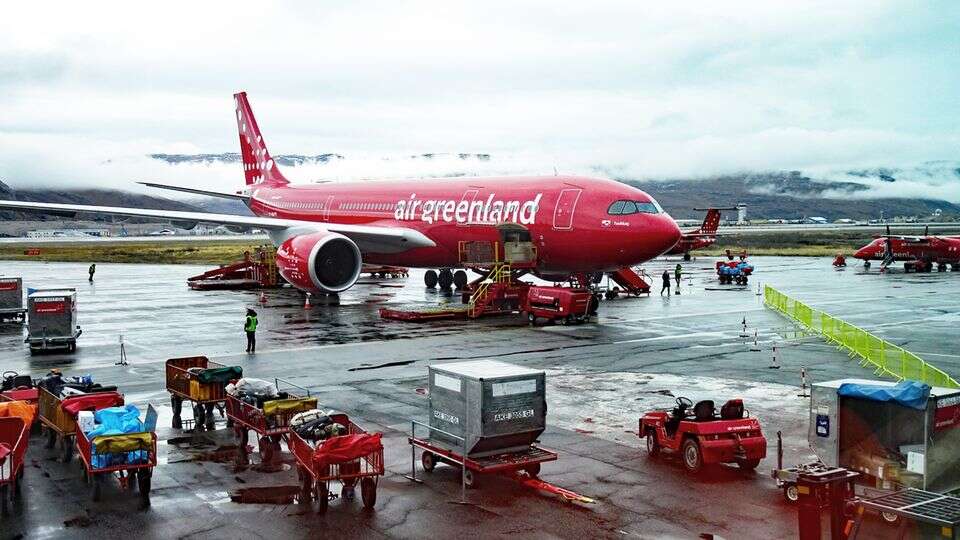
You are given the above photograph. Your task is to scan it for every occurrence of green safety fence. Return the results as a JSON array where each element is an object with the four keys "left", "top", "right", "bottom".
[{"left": 764, "top": 285, "right": 959, "bottom": 389}]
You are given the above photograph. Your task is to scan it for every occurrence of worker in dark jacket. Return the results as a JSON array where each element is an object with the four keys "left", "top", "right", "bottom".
[
  {"left": 674, "top": 264, "right": 682, "bottom": 293},
  {"left": 660, "top": 270, "right": 671, "bottom": 296},
  {"left": 88, "top": 263, "right": 96, "bottom": 282},
  {"left": 245, "top": 308, "right": 258, "bottom": 353}
]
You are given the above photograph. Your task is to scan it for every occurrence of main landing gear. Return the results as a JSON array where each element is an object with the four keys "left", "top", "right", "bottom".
[{"left": 424, "top": 269, "right": 468, "bottom": 291}]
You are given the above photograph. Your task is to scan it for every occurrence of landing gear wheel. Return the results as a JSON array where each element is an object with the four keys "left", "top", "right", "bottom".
[
  {"left": 421, "top": 451, "right": 436, "bottom": 472},
  {"left": 645, "top": 429, "right": 660, "bottom": 457},
  {"left": 783, "top": 483, "right": 799, "bottom": 504},
  {"left": 316, "top": 482, "right": 329, "bottom": 514},
  {"left": 424, "top": 270, "right": 438, "bottom": 288},
  {"left": 683, "top": 252, "right": 691, "bottom": 261},
  {"left": 881, "top": 511, "right": 900, "bottom": 525},
  {"left": 863, "top": 261, "right": 871, "bottom": 269},
  {"left": 438, "top": 269, "right": 454, "bottom": 290},
  {"left": 453, "top": 270, "right": 468, "bottom": 290},
  {"left": 523, "top": 463, "right": 541, "bottom": 478},
  {"left": 737, "top": 458, "right": 761, "bottom": 471},
  {"left": 137, "top": 469, "right": 152, "bottom": 509},
  {"left": 938, "top": 263, "right": 947, "bottom": 272},
  {"left": 681, "top": 438, "right": 703, "bottom": 473},
  {"left": 463, "top": 468, "right": 478, "bottom": 489},
  {"left": 360, "top": 477, "right": 377, "bottom": 509}
]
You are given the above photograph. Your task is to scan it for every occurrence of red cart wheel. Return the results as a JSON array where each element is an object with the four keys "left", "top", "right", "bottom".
[
  {"left": 61, "top": 436, "right": 74, "bottom": 463},
  {"left": 298, "top": 467, "right": 312, "bottom": 504},
  {"left": 91, "top": 473, "right": 103, "bottom": 502},
  {"left": 44, "top": 428, "right": 56, "bottom": 449},
  {"left": 137, "top": 469, "right": 152, "bottom": 509},
  {"left": 360, "top": 477, "right": 377, "bottom": 509},
  {"left": 421, "top": 451, "right": 436, "bottom": 472},
  {"left": 463, "top": 469, "right": 478, "bottom": 489},
  {"left": 523, "top": 463, "right": 541, "bottom": 478},
  {"left": 234, "top": 428, "right": 249, "bottom": 468}
]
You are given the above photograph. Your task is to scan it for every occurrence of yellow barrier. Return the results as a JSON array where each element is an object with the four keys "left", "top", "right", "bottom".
[{"left": 764, "top": 285, "right": 959, "bottom": 389}]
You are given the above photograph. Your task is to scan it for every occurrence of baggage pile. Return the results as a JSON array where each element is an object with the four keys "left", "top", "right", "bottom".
[
  {"left": 166, "top": 356, "right": 241, "bottom": 431},
  {"left": 226, "top": 377, "right": 317, "bottom": 468},
  {"left": 76, "top": 404, "right": 157, "bottom": 508},
  {"left": 37, "top": 370, "right": 124, "bottom": 463}
]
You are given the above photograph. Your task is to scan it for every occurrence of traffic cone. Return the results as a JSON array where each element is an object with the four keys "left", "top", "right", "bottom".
[
  {"left": 304, "top": 293, "right": 312, "bottom": 309},
  {"left": 259, "top": 291, "right": 267, "bottom": 304},
  {"left": 769, "top": 344, "right": 781, "bottom": 369},
  {"left": 750, "top": 328, "right": 761, "bottom": 351}
]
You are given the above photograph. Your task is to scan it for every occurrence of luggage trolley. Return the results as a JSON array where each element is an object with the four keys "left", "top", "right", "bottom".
[
  {"left": 75, "top": 421, "right": 157, "bottom": 508},
  {"left": 38, "top": 388, "right": 124, "bottom": 463},
  {"left": 226, "top": 378, "right": 316, "bottom": 468},
  {"left": 0, "top": 417, "right": 28, "bottom": 517},
  {"left": 165, "top": 356, "right": 239, "bottom": 431},
  {"left": 289, "top": 412, "right": 385, "bottom": 513}
]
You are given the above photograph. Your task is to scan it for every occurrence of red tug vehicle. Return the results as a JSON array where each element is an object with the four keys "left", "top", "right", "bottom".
[
  {"left": 640, "top": 397, "right": 767, "bottom": 473},
  {"left": 520, "top": 286, "right": 594, "bottom": 325}
]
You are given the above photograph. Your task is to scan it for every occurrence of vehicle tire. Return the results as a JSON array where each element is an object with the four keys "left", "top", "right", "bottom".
[
  {"left": 645, "top": 429, "right": 660, "bottom": 457},
  {"left": 316, "top": 482, "right": 329, "bottom": 514},
  {"left": 438, "top": 269, "right": 454, "bottom": 290},
  {"left": 61, "top": 436, "right": 73, "bottom": 463},
  {"left": 360, "top": 477, "right": 377, "bottom": 509},
  {"left": 453, "top": 270, "right": 468, "bottom": 290},
  {"left": 527, "top": 312, "right": 536, "bottom": 325},
  {"left": 298, "top": 467, "right": 312, "bottom": 503},
  {"left": 424, "top": 270, "right": 438, "bottom": 288},
  {"left": 737, "top": 458, "right": 761, "bottom": 471},
  {"left": 524, "top": 462, "right": 541, "bottom": 478},
  {"left": 91, "top": 473, "right": 103, "bottom": 502},
  {"left": 681, "top": 438, "right": 703, "bottom": 473},
  {"left": 881, "top": 511, "right": 900, "bottom": 525},
  {"left": 783, "top": 483, "right": 799, "bottom": 504},
  {"left": 938, "top": 263, "right": 946, "bottom": 272},
  {"left": 341, "top": 483, "right": 355, "bottom": 501},
  {"left": 137, "top": 470, "right": 152, "bottom": 509},
  {"left": 863, "top": 261, "right": 871, "bottom": 269},
  {"left": 421, "top": 451, "right": 436, "bottom": 472},
  {"left": 565, "top": 315, "right": 574, "bottom": 325},
  {"left": 463, "top": 468, "right": 478, "bottom": 489}
]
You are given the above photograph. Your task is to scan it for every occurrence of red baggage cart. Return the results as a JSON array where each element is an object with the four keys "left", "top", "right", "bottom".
[
  {"left": 289, "top": 412, "right": 385, "bottom": 513},
  {"left": 38, "top": 388, "right": 124, "bottom": 463},
  {"left": 226, "top": 378, "right": 316, "bottom": 468},
  {"left": 75, "top": 422, "right": 158, "bottom": 508},
  {"left": 0, "top": 417, "right": 27, "bottom": 517},
  {"left": 165, "top": 356, "right": 239, "bottom": 431}
]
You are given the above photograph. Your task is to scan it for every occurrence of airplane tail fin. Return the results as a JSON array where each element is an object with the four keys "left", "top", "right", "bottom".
[
  {"left": 697, "top": 209, "right": 722, "bottom": 235},
  {"left": 234, "top": 91, "right": 289, "bottom": 186}
]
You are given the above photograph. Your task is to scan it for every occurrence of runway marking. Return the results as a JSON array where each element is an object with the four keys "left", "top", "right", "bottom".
[{"left": 613, "top": 331, "right": 726, "bottom": 344}]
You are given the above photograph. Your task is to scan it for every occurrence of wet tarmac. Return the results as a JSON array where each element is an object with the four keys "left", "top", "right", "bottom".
[{"left": 1, "top": 256, "right": 958, "bottom": 539}]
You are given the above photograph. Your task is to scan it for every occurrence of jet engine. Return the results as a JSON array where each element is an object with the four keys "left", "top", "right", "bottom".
[{"left": 275, "top": 231, "right": 362, "bottom": 294}]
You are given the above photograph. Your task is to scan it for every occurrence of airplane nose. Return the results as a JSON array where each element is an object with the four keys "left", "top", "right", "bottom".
[
  {"left": 657, "top": 214, "right": 683, "bottom": 255},
  {"left": 853, "top": 245, "right": 871, "bottom": 259}
]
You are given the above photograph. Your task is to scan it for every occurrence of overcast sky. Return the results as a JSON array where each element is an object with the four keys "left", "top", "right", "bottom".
[{"left": 1, "top": 1, "right": 958, "bottom": 199}]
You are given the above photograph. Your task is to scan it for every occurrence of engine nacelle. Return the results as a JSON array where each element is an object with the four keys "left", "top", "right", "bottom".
[{"left": 275, "top": 231, "right": 362, "bottom": 294}]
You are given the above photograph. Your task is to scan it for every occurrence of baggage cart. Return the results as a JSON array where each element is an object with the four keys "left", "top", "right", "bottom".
[
  {"left": 38, "top": 387, "right": 124, "bottom": 463},
  {"left": 75, "top": 422, "right": 157, "bottom": 509},
  {"left": 226, "top": 378, "right": 316, "bottom": 468},
  {"left": 1, "top": 371, "right": 38, "bottom": 410},
  {"left": 0, "top": 417, "right": 28, "bottom": 517},
  {"left": 289, "top": 412, "right": 385, "bottom": 513},
  {"left": 165, "top": 356, "right": 239, "bottom": 431},
  {"left": 0, "top": 277, "right": 26, "bottom": 324},
  {"left": 408, "top": 426, "right": 557, "bottom": 489},
  {"left": 25, "top": 289, "right": 81, "bottom": 354}
]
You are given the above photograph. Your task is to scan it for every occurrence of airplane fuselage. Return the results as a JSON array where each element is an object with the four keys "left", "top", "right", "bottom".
[{"left": 248, "top": 175, "right": 681, "bottom": 273}]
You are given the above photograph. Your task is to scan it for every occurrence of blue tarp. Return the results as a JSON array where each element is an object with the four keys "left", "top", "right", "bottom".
[
  {"left": 837, "top": 380, "right": 931, "bottom": 410},
  {"left": 86, "top": 404, "right": 143, "bottom": 438}
]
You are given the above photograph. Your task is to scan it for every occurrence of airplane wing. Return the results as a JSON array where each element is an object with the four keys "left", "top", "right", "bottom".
[
  {"left": 136, "top": 182, "right": 250, "bottom": 201},
  {"left": 0, "top": 200, "right": 435, "bottom": 252}
]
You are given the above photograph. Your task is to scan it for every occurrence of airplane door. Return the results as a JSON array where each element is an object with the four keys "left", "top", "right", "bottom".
[
  {"left": 322, "top": 195, "right": 334, "bottom": 221},
  {"left": 553, "top": 189, "right": 582, "bottom": 230},
  {"left": 459, "top": 189, "right": 478, "bottom": 226}
]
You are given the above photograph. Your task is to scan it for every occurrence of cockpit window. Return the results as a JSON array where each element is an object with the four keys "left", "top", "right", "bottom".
[{"left": 607, "top": 199, "right": 661, "bottom": 215}]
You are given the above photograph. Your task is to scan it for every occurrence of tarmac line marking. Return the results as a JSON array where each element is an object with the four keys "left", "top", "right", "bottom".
[{"left": 613, "top": 331, "right": 725, "bottom": 344}]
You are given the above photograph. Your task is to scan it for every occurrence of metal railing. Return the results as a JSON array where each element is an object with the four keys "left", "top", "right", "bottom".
[
  {"left": 763, "top": 285, "right": 959, "bottom": 388},
  {"left": 407, "top": 420, "right": 471, "bottom": 504}
]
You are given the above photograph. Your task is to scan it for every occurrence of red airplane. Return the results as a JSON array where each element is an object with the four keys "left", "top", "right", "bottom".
[
  {"left": 0, "top": 92, "right": 682, "bottom": 295},
  {"left": 854, "top": 226, "right": 960, "bottom": 272},
  {"left": 664, "top": 208, "right": 727, "bottom": 260}
]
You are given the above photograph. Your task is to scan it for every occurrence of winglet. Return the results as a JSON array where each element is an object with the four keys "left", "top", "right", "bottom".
[{"left": 234, "top": 92, "right": 289, "bottom": 186}]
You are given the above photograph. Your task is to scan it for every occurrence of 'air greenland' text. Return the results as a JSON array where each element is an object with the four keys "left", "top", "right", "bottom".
[{"left": 395, "top": 193, "right": 542, "bottom": 225}]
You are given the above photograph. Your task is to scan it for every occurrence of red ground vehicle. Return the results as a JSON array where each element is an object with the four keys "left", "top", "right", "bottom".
[
  {"left": 0, "top": 417, "right": 27, "bottom": 517},
  {"left": 289, "top": 412, "right": 384, "bottom": 513},
  {"left": 520, "top": 286, "right": 594, "bottom": 325},
  {"left": 640, "top": 397, "right": 767, "bottom": 473}
]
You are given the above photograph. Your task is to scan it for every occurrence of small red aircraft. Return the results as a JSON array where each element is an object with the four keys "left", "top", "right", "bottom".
[
  {"left": 854, "top": 225, "right": 960, "bottom": 272},
  {"left": 665, "top": 208, "right": 730, "bottom": 260}
]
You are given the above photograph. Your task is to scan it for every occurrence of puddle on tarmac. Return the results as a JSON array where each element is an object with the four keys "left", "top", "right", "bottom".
[{"left": 230, "top": 485, "right": 300, "bottom": 504}]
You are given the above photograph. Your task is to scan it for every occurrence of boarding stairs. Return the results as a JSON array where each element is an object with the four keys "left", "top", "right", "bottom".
[
  {"left": 608, "top": 267, "right": 651, "bottom": 296},
  {"left": 467, "top": 262, "right": 525, "bottom": 318},
  {"left": 187, "top": 247, "right": 280, "bottom": 290}
]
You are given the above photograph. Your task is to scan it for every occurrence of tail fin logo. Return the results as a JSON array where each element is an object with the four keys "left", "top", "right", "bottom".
[{"left": 234, "top": 92, "right": 289, "bottom": 186}]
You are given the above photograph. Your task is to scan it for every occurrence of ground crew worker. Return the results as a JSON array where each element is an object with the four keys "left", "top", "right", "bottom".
[
  {"left": 674, "top": 264, "right": 682, "bottom": 290},
  {"left": 245, "top": 308, "right": 258, "bottom": 353},
  {"left": 660, "top": 270, "right": 671, "bottom": 296},
  {"left": 88, "top": 263, "right": 96, "bottom": 282}
]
